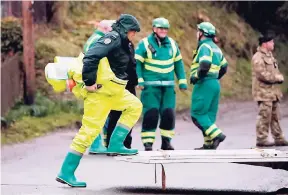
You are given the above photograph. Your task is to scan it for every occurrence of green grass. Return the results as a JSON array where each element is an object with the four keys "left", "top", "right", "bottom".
[
  {"left": 1, "top": 93, "right": 83, "bottom": 145},
  {"left": 1, "top": 112, "right": 81, "bottom": 145}
]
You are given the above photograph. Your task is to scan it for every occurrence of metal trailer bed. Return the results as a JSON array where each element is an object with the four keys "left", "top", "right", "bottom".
[{"left": 115, "top": 148, "right": 288, "bottom": 190}]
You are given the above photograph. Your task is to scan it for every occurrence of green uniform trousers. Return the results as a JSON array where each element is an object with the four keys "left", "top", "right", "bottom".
[
  {"left": 141, "top": 86, "right": 176, "bottom": 144},
  {"left": 191, "top": 79, "right": 223, "bottom": 146}
]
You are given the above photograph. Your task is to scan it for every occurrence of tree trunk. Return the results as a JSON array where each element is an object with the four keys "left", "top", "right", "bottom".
[
  {"left": 22, "top": 0, "right": 35, "bottom": 105},
  {"left": 50, "top": 1, "right": 69, "bottom": 30}
]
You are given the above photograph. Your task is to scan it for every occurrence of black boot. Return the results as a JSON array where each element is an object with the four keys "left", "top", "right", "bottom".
[
  {"left": 161, "top": 137, "right": 174, "bottom": 150},
  {"left": 256, "top": 140, "right": 275, "bottom": 147},
  {"left": 274, "top": 138, "right": 288, "bottom": 146},
  {"left": 194, "top": 144, "right": 214, "bottom": 150},
  {"left": 144, "top": 143, "right": 153, "bottom": 151},
  {"left": 212, "top": 133, "right": 226, "bottom": 149}
]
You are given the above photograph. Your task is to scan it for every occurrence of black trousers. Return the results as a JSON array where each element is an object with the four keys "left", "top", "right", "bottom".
[{"left": 106, "top": 85, "right": 136, "bottom": 149}]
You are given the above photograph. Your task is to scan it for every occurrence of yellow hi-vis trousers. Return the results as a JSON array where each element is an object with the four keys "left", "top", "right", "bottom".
[{"left": 70, "top": 81, "right": 142, "bottom": 154}]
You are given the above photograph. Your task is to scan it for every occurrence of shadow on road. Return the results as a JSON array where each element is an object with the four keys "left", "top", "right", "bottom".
[{"left": 111, "top": 187, "right": 288, "bottom": 195}]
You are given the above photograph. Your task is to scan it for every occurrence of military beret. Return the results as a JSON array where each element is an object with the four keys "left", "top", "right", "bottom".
[{"left": 258, "top": 35, "right": 273, "bottom": 45}]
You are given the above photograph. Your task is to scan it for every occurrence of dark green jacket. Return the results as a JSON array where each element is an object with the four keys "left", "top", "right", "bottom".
[
  {"left": 82, "top": 14, "right": 140, "bottom": 87},
  {"left": 82, "top": 31, "right": 136, "bottom": 86}
]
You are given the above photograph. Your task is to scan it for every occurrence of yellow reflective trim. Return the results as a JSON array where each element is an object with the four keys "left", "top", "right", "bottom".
[
  {"left": 190, "top": 70, "right": 198, "bottom": 78},
  {"left": 143, "top": 37, "right": 177, "bottom": 63},
  {"left": 191, "top": 63, "right": 199, "bottom": 70},
  {"left": 205, "top": 124, "right": 217, "bottom": 135},
  {"left": 199, "top": 55, "right": 212, "bottom": 62},
  {"left": 192, "top": 52, "right": 199, "bottom": 63},
  {"left": 202, "top": 43, "right": 213, "bottom": 56},
  {"left": 142, "top": 138, "right": 155, "bottom": 143},
  {"left": 190, "top": 69, "right": 197, "bottom": 75},
  {"left": 179, "top": 79, "right": 187, "bottom": 84},
  {"left": 144, "top": 64, "right": 174, "bottom": 73},
  {"left": 210, "top": 129, "right": 222, "bottom": 139},
  {"left": 160, "top": 129, "right": 175, "bottom": 138},
  {"left": 204, "top": 141, "right": 213, "bottom": 145},
  {"left": 174, "top": 54, "right": 182, "bottom": 62},
  {"left": 168, "top": 37, "right": 177, "bottom": 59},
  {"left": 204, "top": 136, "right": 213, "bottom": 141},
  {"left": 145, "top": 58, "right": 174, "bottom": 65},
  {"left": 103, "top": 135, "right": 107, "bottom": 138},
  {"left": 84, "top": 35, "right": 99, "bottom": 53},
  {"left": 210, "top": 65, "right": 221, "bottom": 72},
  {"left": 189, "top": 72, "right": 193, "bottom": 78},
  {"left": 138, "top": 78, "right": 144, "bottom": 83},
  {"left": 220, "top": 58, "right": 227, "bottom": 66},
  {"left": 141, "top": 132, "right": 156, "bottom": 137},
  {"left": 112, "top": 77, "right": 128, "bottom": 85},
  {"left": 191, "top": 64, "right": 220, "bottom": 73},
  {"left": 143, "top": 38, "right": 152, "bottom": 59},
  {"left": 135, "top": 54, "right": 144, "bottom": 63},
  {"left": 192, "top": 43, "right": 213, "bottom": 63}
]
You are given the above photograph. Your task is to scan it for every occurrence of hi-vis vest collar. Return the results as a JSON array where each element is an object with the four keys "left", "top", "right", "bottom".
[
  {"left": 142, "top": 36, "right": 177, "bottom": 60},
  {"left": 135, "top": 36, "right": 181, "bottom": 74}
]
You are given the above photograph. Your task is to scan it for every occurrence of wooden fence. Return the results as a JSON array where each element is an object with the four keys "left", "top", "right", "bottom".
[{"left": 1, "top": 53, "right": 23, "bottom": 116}]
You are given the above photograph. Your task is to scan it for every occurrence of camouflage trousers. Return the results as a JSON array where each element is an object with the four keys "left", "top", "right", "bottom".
[{"left": 256, "top": 101, "right": 285, "bottom": 142}]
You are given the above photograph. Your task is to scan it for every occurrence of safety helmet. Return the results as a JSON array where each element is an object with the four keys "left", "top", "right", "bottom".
[
  {"left": 197, "top": 22, "right": 216, "bottom": 37},
  {"left": 152, "top": 17, "right": 170, "bottom": 29}
]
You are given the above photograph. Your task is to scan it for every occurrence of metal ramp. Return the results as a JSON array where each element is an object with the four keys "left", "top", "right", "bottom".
[{"left": 115, "top": 148, "right": 288, "bottom": 190}]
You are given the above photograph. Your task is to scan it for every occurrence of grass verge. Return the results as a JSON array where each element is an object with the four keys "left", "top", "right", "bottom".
[
  {"left": 1, "top": 93, "right": 83, "bottom": 145},
  {"left": 1, "top": 112, "right": 81, "bottom": 145}
]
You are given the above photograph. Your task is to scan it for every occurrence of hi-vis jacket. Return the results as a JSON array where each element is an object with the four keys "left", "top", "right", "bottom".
[
  {"left": 190, "top": 38, "right": 228, "bottom": 83},
  {"left": 135, "top": 33, "right": 187, "bottom": 89}
]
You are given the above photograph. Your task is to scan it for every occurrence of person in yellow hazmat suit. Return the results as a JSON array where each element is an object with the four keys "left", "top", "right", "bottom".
[
  {"left": 50, "top": 14, "right": 142, "bottom": 188},
  {"left": 52, "top": 19, "right": 138, "bottom": 155},
  {"left": 81, "top": 20, "right": 115, "bottom": 154}
]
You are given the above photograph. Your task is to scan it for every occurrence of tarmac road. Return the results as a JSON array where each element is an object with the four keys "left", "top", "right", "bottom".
[{"left": 1, "top": 100, "right": 288, "bottom": 195}]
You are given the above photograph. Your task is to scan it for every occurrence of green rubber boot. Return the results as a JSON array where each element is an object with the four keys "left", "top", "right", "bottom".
[
  {"left": 56, "top": 152, "right": 87, "bottom": 187},
  {"left": 194, "top": 144, "right": 214, "bottom": 150},
  {"left": 107, "top": 125, "right": 138, "bottom": 155},
  {"left": 89, "top": 134, "right": 108, "bottom": 154}
]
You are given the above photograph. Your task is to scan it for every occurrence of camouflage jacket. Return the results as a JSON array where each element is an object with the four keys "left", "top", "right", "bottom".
[{"left": 251, "top": 46, "right": 283, "bottom": 102}]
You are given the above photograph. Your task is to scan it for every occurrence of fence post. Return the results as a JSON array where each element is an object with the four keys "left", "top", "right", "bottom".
[{"left": 22, "top": 0, "right": 35, "bottom": 105}]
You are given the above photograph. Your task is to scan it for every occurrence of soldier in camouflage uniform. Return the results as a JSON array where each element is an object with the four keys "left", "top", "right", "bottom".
[{"left": 251, "top": 35, "right": 288, "bottom": 147}]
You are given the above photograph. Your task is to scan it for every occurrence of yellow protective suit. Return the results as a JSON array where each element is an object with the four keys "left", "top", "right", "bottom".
[{"left": 45, "top": 52, "right": 142, "bottom": 154}]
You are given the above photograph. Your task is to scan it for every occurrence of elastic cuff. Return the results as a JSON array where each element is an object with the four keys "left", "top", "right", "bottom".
[
  {"left": 138, "top": 78, "right": 144, "bottom": 83},
  {"left": 179, "top": 83, "right": 187, "bottom": 89}
]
